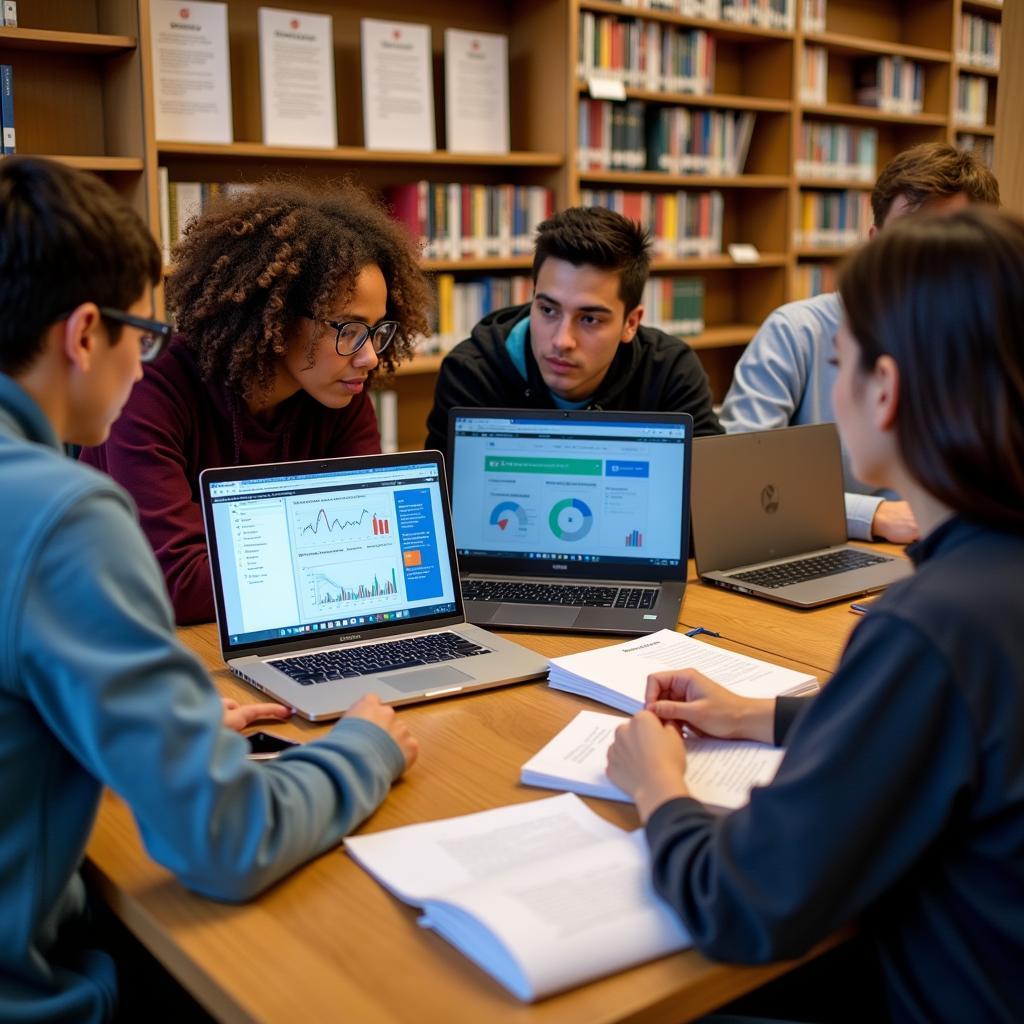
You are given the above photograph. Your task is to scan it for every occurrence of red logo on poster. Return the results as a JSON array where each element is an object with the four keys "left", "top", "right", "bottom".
[
  {"left": 471, "top": 40, "right": 480, "bottom": 50},
  {"left": 393, "top": 30, "right": 401, "bottom": 40},
  {"left": 291, "top": 18, "right": 300, "bottom": 29},
  {"left": 179, "top": 7, "right": 189, "bottom": 18}
]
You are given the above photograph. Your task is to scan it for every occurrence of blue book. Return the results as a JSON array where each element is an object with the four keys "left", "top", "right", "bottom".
[{"left": 0, "top": 64, "right": 14, "bottom": 155}]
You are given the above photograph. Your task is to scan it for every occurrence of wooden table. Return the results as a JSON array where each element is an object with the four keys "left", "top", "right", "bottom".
[{"left": 85, "top": 557, "right": 892, "bottom": 1023}]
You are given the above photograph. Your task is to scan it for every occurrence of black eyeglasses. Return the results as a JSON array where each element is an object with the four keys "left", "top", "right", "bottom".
[
  {"left": 99, "top": 307, "right": 173, "bottom": 363},
  {"left": 302, "top": 313, "right": 400, "bottom": 357}
]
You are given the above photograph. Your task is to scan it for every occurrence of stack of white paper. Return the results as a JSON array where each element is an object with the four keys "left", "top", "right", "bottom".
[
  {"left": 521, "top": 710, "right": 785, "bottom": 811},
  {"left": 548, "top": 629, "right": 819, "bottom": 714},
  {"left": 345, "top": 794, "right": 691, "bottom": 1001}
]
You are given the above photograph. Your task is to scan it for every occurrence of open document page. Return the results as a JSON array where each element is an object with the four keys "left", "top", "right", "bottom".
[
  {"left": 345, "top": 794, "right": 690, "bottom": 1001},
  {"left": 521, "top": 710, "right": 785, "bottom": 810},
  {"left": 548, "top": 629, "right": 819, "bottom": 714}
]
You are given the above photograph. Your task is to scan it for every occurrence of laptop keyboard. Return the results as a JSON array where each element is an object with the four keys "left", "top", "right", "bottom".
[
  {"left": 272, "top": 632, "right": 492, "bottom": 686},
  {"left": 730, "top": 549, "right": 890, "bottom": 590},
  {"left": 461, "top": 580, "right": 658, "bottom": 610}
]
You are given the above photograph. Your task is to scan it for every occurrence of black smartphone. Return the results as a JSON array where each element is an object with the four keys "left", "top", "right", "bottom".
[{"left": 246, "top": 731, "right": 300, "bottom": 760}]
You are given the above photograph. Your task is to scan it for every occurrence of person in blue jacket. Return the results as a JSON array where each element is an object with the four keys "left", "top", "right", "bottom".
[
  {"left": 607, "top": 206, "right": 1024, "bottom": 1023},
  {"left": 0, "top": 157, "right": 418, "bottom": 1022}
]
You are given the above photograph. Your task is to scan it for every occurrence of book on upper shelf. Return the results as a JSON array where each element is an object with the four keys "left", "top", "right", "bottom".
[
  {"left": 956, "top": 74, "right": 990, "bottom": 128},
  {"left": 521, "top": 709, "right": 785, "bottom": 810},
  {"left": 796, "top": 189, "right": 871, "bottom": 249},
  {"left": 547, "top": 628, "right": 819, "bottom": 714},
  {"left": 158, "top": 178, "right": 256, "bottom": 261},
  {"left": 580, "top": 188, "right": 725, "bottom": 259},
  {"left": 258, "top": 7, "right": 337, "bottom": 149},
  {"left": 388, "top": 182, "right": 553, "bottom": 261},
  {"left": 796, "top": 123, "right": 877, "bottom": 182},
  {"left": 957, "top": 12, "right": 1000, "bottom": 70},
  {"left": 428, "top": 273, "right": 532, "bottom": 354},
  {"left": 444, "top": 28, "right": 509, "bottom": 154},
  {"left": 361, "top": 19, "right": 435, "bottom": 152},
  {"left": 0, "top": 64, "right": 14, "bottom": 155},
  {"left": 2, "top": 3, "right": 16, "bottom": 28},
  {"left": 345, "top": 793, "right": 692, "bottom": 1002},
  {"left": 150, "top": 0, "right": 233, "bottom": 144},
  {"left": 720, "top": 0, "right": 793, "bottom": 30},
  {"left": 853, "top": 56, "right": 924, "bottom": 116},
  {"left": 802, "top": 0, "right": 825, "bottom": 33},
  {"left": 578, "top": 12, "right": 715, "bottom": 95},
  {"left": 800, "top": 45, "right": 827, "bottom": 105}
]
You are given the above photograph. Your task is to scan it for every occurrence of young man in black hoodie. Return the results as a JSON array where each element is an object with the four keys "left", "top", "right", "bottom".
[{"left": 424, "top": 206, "right": 723, "bottom": 452}]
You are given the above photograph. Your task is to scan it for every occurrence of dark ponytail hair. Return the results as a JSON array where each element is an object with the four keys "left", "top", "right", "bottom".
[{"left": 838, "top": 206, "right": 1024, "bottom": 532}]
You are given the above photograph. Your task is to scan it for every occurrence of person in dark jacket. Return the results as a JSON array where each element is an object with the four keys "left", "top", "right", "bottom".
[
  {"left": 424, "top": 206, "right": 722, "bottom": 453},
  {"left": 82, "top": 180, "right": 433, "bottom": 625},
  {"left": 605, "top": 206, "right": 1024, "bottom": 1023}
]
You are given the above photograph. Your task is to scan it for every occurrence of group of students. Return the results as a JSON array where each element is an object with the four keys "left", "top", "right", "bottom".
[{"left": 0, "top": 143, "right": 1021, "bottom": 1023}]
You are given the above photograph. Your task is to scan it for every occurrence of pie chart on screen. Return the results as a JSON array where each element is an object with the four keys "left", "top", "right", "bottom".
[
  {"left": 548, "top": 497, "right": 593, "bottom": 541},
  {"left": 489, "top": 500, "right": 529, "bottom": 537}
]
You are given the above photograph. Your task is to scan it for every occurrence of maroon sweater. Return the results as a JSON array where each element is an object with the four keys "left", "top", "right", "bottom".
[{"left": 81, "top": 338, "right": 381, "bottom": 624}]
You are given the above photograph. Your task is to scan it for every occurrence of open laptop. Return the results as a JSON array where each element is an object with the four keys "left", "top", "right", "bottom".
[
  {"left": 199, "top": 451, "right": 547, "bottom": 720},
  {"left": 691, "top": 424, "right": 911, "bottom": 608},
  {"left": 447, "top": 408, "right": 691, "bottom": 635}
]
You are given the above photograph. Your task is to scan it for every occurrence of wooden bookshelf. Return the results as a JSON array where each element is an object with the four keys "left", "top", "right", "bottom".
[{"left": 0, "top": 27, "right": 136, "bottom": 53}]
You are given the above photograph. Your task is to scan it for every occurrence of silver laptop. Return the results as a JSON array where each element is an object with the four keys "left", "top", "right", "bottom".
[
  {"left": 199, "top": 451, "right": 546, "bottom": 720},
  {"left": 691, "top": 424, "right": 911, "bottom": 608},
  {"left": 447, "top": 408, "right": 691, "bottom": 635}
]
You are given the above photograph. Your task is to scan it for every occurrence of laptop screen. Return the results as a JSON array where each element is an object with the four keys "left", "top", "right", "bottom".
[
  {"left": 450, "top": 412, "right": 689, "bottom": 574},
  {"left": 204, "top": 458, "right": 459, "bottom": 649}
]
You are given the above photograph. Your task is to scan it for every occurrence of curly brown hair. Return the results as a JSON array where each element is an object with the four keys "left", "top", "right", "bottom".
[{"left": 166, "top": 179, "right": 432, "bottom": 398}]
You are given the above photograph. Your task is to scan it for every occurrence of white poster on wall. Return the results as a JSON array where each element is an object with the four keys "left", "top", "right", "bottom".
[
  {"left": 360, "top": 19, "right": 435, "bottom": 152},
  {"left": 150, "top": 0, "right": 233, "bottom": 143},
  {"left": 258, "top": 8, "right": 337, "bottom": 148},
  {"left": 444, "top": 28, "right": 509, "bottom": 154}
]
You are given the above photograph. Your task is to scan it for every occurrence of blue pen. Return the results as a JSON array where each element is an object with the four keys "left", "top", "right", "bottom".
[{"left": 685, "top": 626, "right": 721, "bottom": 639}]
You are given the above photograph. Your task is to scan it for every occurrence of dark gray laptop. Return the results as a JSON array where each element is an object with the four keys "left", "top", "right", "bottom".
[
  {"left": 691, "top": 424, "right": 911, "bottom": 608},
  {"left": 447, "top": 408, "right": 691, "bottom": 635},
  {"left": 199, "top": 451, "right": 546, "bottom": 720}
]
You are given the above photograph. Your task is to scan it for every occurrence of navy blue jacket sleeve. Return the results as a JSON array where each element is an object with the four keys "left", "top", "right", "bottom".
[{"left": 644, "top": 612, "right": 976, "bottom": 963}]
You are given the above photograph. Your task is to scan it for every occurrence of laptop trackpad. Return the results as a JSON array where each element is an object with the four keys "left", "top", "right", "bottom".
[
  {"left": 379, "top": 665, "right": 473, "bottom": 694},
  {"left": 496, "top": 604, "right": 580, "bottom": 627}
]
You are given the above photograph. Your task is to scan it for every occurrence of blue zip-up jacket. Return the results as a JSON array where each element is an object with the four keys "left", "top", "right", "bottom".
[{"left": 0, "top": 373, "right": 405, "bottom": 1023}]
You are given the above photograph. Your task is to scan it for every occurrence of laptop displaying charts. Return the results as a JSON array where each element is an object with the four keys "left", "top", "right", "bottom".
[
  {"left": 691, "top": 424, "right": 911, "bottom": 608},
  {"left": 447, "top": 408, "right": 692, "bottom": 635},
  {"left": 199, "top": 451, "right": 546, "bottom": 721}
]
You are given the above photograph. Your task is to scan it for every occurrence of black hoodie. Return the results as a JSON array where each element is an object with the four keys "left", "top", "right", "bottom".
[{"left": 424, "top": 303, "right": 723, "bottom": 452}]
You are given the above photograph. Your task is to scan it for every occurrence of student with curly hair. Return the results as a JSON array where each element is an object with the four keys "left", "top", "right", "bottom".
[{"left": 82, "top": 180, "right": 432, "bottom": 624}]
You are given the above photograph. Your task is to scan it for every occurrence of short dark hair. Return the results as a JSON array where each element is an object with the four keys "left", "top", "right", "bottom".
[
  {"left": 0, "top": 156, "right": 161, "bottom": 375},
  {"left": 167, "top": 179, "right": 433, "bottom": 398},
  {"left": 839, "top": 206, "right": 1024, "bottom": 532},
  {"left": 871, "top": 142, "right": 999, "bottom": 228},
  {"left": 532, "top": 206, "right": 652, "bottom": 311}
]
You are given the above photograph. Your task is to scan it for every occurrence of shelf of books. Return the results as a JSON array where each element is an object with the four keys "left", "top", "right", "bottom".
[{"left": 0, "top": 2, "right": 149, "bottom": 218}]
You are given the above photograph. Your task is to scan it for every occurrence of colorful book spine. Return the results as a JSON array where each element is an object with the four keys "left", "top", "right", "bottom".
[
  {"left": 794, "top": 261, "right": 838, "bottom": 299},
  {"left": 957, "top": 132, "right": 994, "bottom": 167},
  {"left": 0, "top": 65, "right": 14, "bottom": 155},
  {"left": 721, "top": 0, "right": 793, "bottom": 31},
  {"left": 641, "top": 275, "right": 704, "bottom": 336},
  {"left": 853, "top": 56, "right": 925, "bottom": 115},
  {"left": 800, "top": 45, "right": 827, "bottom": 104},
  {"left": 423, "top": 273, "right": 532, "bottom": 354},
  {"left": 581, "top": 188, "right": 724, "bottom": 258},
  {"left": 158, "top": 177, "right": 255, "bottom": 258},
  {"left": 802, "top": 0, "right": 826, "bottom": 33},
  {"left": 958, "top": 14, "right": 1000, "bottom": 69},
  {"left": 796, "top": 190, "right": 872, "bottom": 249},
  {"left": 955, "top": 74, "right": 990, "bottom": 128},
  {"left": 795, "top": 123, "right": 877, "bottom": 182}
]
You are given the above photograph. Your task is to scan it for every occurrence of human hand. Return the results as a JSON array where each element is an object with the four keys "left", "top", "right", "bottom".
[
  {"left": 607, "top": 711, "right": 689, "bottom": 822},
  {"left": 871, "top": 500, "right": 919, "bottom": 543},
  {"left": 344, "top": 694, "right": 419, "bottom": 771},
  {"left": 645, "top": 669, "right": 775, "bottom": 744},
  {"left": 221, "top": 697, "right": 292, "bottom": 733}
]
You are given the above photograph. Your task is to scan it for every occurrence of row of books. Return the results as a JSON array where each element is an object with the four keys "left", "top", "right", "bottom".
[
  {"left": 578, "top": 14, "right": 716, "bottom": 94},
  {"left": 796, "top": 190, "right": 872, "bottom": 249},
  {"left": 606, "top": 0, "right": 793, "bottom": 30},
  {"left": 853, "top": 56, "right": 925, "bottom": 115},
  {"left": 387, "top": 183, "right": 555, "bottom": 262},
  {"left": 801, "top": 0, "right": 825, "bottom": 33},
  {"left": 0, "top": 65, "right": 14, "bottom": 155},
  {"left": 640, "top": 275, "right": 705, "bottom": 336},
  {"left": 795, "top": 123, "right": 878, "bottom": 183},
  {"left": 428, "top": 274, "right": 533, "bottom": 354},
  {"left": 957, "top": 13, "right": 1000, "bottom": 69},
  {"left": 955, "top": 75, "right": 990, "bottom": 129},
  {"left": 794, "top": 261, "right": 838, "bottom": 300},
  {"left": 580, "top": 189, "right": 725, "bottom": 258},
  {"left": 577, "top": 99, "right": 755, "bottom": 176},
  {"left": 156, "top": 172, "right": 254, "bottom": 263},
  {"left": 957, "top": 132, "right": 994, "bottom": 168},
  {"left": 800, "top": 45, "right": 827, "bottom": 105}
]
